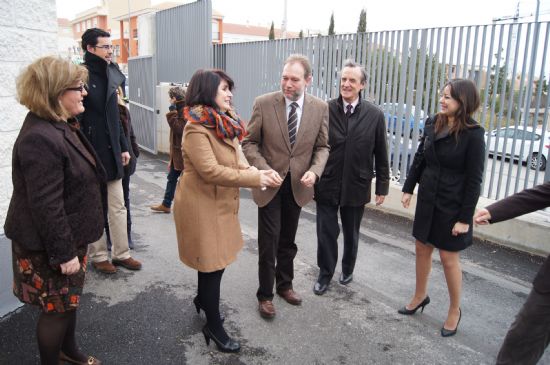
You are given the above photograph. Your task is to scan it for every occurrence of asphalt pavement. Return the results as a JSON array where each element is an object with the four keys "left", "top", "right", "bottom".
[{"left": 1, "top": 151, "right": 548, "bottom": 365}]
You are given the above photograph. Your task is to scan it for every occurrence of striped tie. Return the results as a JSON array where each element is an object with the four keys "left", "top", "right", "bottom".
[{"left": 288, "top": 102, "right": 298, "bottom": 146}]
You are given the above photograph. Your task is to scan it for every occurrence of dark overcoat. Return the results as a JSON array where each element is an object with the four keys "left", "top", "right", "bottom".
[
  {"left": 486, "top": 181, "right": 550, "bottom": 293},
  {"left": 402, "top": 116, "right": 485, "bottom": 251},
  {"left": 80, "top": 52, "right": 128, "bottom": 181},
  {"left": 315, "top": 97, "right": 390, "bottom": 206},
  {"left": 4, "top": 112, "right": 105, "bottom": 266}
]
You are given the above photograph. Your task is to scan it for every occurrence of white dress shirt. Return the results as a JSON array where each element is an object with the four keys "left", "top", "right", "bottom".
[
  {"left": 285, "top": 93, "right": 305, "bottom": 132},
  {"left": 342, "top": 98, "right": 359, "bottom": 115}
]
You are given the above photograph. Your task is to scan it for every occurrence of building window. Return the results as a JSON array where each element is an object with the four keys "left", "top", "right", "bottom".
[
  {"left": 76, "top": 23, "right": 80, "bottom": 32},
  {"left": 93, "top": 17, "right": 98, "bottom": 27},
  {"left": 86, "top": 19, "right": 92, "bottom": 29},
  {"left": 212, "top": 21, "right": 219, "bottom": 42},
  {"left": 133, "top": 29, "right": 138, "bottom": 39},
  {"left": 81, "top": 21, "right": 85, "bottom": 30}
]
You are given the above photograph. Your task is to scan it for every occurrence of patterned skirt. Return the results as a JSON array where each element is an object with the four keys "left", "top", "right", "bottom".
[{"left": 12, "top": 241, "right": 88, "bottom": 313}]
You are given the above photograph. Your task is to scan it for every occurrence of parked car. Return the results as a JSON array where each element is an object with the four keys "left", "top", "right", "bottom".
[
  {"left": 382, "top": 103, "right": 425, "bottom": 139},
  {"left": 485, "top": 126, "right": 550, "bottom": 171}
]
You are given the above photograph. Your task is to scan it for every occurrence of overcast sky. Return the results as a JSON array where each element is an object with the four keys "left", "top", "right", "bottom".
[{"left": 57, "top": 0, "right": 550, "bottom": 33}]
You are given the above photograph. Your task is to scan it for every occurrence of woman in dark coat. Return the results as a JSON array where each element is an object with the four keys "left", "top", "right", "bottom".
[
  {"left": 4, "top": 57, "right": 105, "bottom": 364},
  {"left": 398, "top": 79, "right": 485, "bottom": 337}
]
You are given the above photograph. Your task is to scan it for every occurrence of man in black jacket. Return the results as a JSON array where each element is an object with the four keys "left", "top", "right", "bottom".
[
  {"left": 80, "top": 28, "right": 141, "bottom": 273},
  {"left": 313, "top": 60, "right": 389, "bottom": 295},
  {"left": 475, "top": 182, "right": 550, "bottom": 365}
]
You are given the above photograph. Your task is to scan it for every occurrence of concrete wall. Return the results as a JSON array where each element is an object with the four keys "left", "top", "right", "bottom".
[{"left": 0, "top": 0, "right": 58, "bottom": 317}]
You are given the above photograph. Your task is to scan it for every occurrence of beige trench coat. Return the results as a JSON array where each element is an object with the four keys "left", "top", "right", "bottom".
[{"left": 173, "top": 122, "right": 261, "bottom": 272}]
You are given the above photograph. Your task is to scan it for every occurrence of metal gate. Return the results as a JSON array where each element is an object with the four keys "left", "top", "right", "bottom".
[
  {"left": 214, "top": 22, "right": 550, "bottom": 200},
  {"left": 128, "top": 55, "right": 156, "bottom": 153},
  {"left": 128, "top": 0, "right": 212, "bottom": 153}
]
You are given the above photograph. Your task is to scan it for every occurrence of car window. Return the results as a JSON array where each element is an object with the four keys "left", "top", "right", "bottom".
[
  {"left": 522, "top": 130, "right": 534, "bottom": 140},
  {"left": 497, "top": 129, "right": 508, "bottom": 137}
]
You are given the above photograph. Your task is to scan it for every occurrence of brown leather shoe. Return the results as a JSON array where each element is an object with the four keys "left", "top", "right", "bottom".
[
  {"left": 91, "top": 260, "right": 116, "bottom": 274},
  {"left": 258, "top": 300, "right": 276, "bottom": 319},
  {"left": 277, "top": 288, "right": 302, "bottom": 305},
  {"left": 150, "top": 204, "right": 170, "bottom": 213},
  {"left": 112, "top": 257, "right": 142, "bottom": 270}
]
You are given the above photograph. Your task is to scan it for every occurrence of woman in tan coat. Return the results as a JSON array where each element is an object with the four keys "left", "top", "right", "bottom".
[{"left": 173, "top": 69, "right": 281, "bottom": 353}]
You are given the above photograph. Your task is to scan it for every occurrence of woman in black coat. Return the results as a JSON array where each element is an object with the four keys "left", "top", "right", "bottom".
[
  {"left": 398, "top": 79, "right": 485, "bottom": 337},
  {"left": 4, "top": 57, "right": 105, "bottom": 364}
]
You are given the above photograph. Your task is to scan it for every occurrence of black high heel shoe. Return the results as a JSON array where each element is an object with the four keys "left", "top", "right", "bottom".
[
  {"left": 201, "top": 325, "right": 240, "bottom": 353},
  {"left": 441, "top": 308, "right": 461, "bottom": 337},
  {"left": 397, "top": 296, "right": 430, "bottom": 315},
  {"left": 193, "top": 296, "right": 225, "bottom": 322}
]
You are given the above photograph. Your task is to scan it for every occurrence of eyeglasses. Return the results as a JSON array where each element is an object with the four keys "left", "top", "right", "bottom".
[
  {"left": 66, "top": 84, "right": 88, "bottom": 93},
  {"left": 94, "top": 45, "right": 113, "bottom": 50}
]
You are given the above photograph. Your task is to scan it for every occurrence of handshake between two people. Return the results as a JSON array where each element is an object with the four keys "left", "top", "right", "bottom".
[{"left": 251, "top": 168, "right": 317, "bottom": 190}]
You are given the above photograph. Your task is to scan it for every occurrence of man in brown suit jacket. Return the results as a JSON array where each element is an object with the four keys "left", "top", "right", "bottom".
[
  {"left": 242, "top": 54, "right": 330, "bottom": 319},
  {"left": 475, "top": 181, "right": 550, "bottom": 365}
]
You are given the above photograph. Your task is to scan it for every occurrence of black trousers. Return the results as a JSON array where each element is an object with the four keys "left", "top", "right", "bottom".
[
  {"left": 256, "top": 175, "right": 302, "bottom": 301},
  {"left": 316, "top": 202, "right": 364, "bottom": 285},
  {"left": 496, "top": 288, "right": 550, "bottom": 365}
]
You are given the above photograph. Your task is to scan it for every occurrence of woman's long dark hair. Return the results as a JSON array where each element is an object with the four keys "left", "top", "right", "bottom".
[
  {"left": 435, "top": 78, "right": 481, "bottom": 136},
  {"left": 185, "top": 69, "right": 234, "bottom": 109}
]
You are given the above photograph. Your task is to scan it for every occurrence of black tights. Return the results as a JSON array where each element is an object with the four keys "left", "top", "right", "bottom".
[
  {"left": 36, "top": 310, "right": 86, "bottom": 365},
  {"left": 197, "top": 269, "right": 228, "bottom": 342}
]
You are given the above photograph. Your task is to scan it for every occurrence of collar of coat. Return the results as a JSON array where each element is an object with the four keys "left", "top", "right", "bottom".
[
  {"left": 83, "top": 52, "right": 126, "bottom": 102},
  {"left": 84, "top": 51, "right": 108, "bottom": 72}
]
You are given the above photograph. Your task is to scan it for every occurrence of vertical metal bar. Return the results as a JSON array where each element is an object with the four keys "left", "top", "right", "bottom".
[
  {"left": 412, "top": 29, "right": 428, "bottom": 149},
  {"left": 532, "top": 23, "right": 550, "bottom": 184},
  {"left": 462, "top": 26, "right": 471, "bottom": 79},
  {"left": 430, "top": 28, "right": 442, "bottom": 116},
  {"left": 486, "top": 24, "right": 505, "bottom": 198},
  {"left": 520, "top": 18, "right": 544, "bottom": 189},
  {"left": 424, "top": 28, "right": 435, "bottom": 117},
  {"left": 379, "top": 31, "right": 390, "bottom": 106},
  {"left": 509, "top": 23, "right": 532, "bottom": 195},
  {"left": 448, "top": 27, "right": 456, "bottom": 80},
  {"left": 494, "top": 24, "right": 515, "bottom": 199},
  {"left": 455, "top": 26, "right": 463, "bottom": 78},
  {"left": 366, "top": 32, "right": 375, "bottom": 100},
  {"left": 374, "top": 32, "right": 384, "bottom": 105}
]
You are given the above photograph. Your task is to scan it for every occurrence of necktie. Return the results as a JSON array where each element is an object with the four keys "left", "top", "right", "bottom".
[
  {"left": 288, "top": 102, "right": 298, "bottom": 146},
  {"left": 346, "top": 104, "right": 353, "bottom": 117}
]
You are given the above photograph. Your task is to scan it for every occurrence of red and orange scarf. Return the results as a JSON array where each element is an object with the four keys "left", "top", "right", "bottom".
[{"left": 184, "top": 105, "right": 247, "bottom": 142}]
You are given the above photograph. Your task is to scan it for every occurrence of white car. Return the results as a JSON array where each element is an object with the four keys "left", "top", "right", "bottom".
[{"left": 485, "top": 126, "right": 550, "bottom": 171}]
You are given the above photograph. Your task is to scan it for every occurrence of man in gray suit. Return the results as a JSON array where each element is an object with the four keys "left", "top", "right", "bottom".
[{"left": 242, "top": 54, "right": 330, "bottom": 319}]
